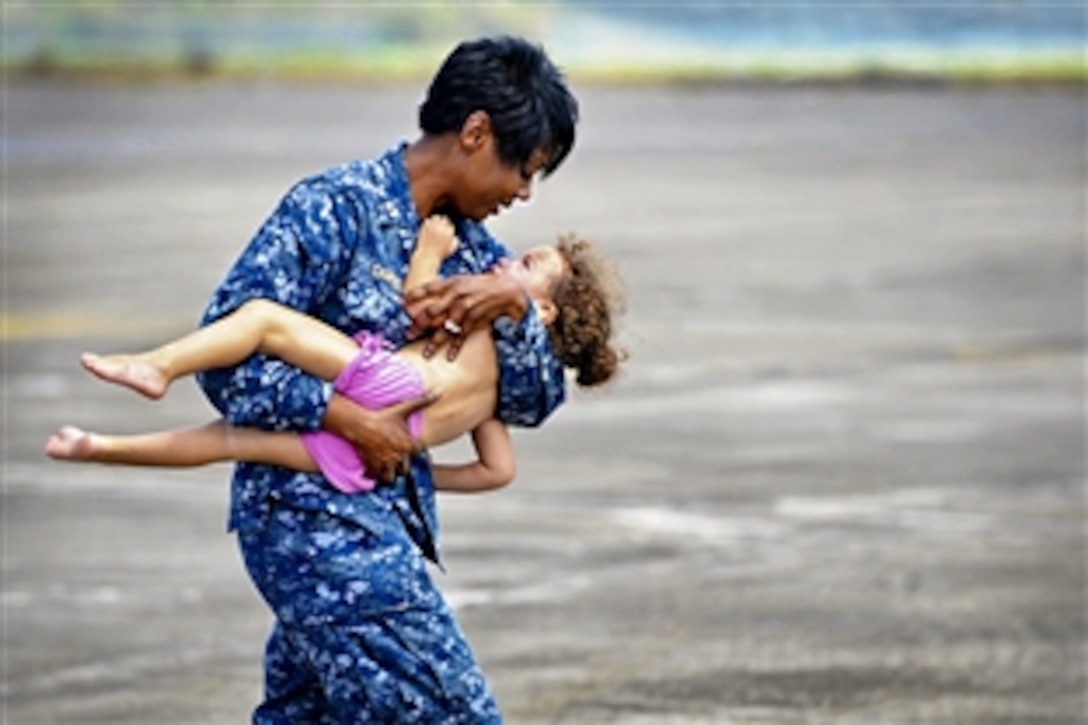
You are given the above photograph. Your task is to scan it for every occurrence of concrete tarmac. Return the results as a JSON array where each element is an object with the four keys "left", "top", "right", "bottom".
[{"left": 3, "top": 82, "right": 1085, "bottom": 723}]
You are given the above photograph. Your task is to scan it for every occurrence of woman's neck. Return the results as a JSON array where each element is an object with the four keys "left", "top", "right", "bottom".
[{"left": 404, "top": 135, "right": 458, "bottom": 219}]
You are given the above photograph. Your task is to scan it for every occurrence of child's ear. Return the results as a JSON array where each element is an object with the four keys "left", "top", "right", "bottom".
[{"left": 535, "top": 298, "right": 558, "bottom": 326}]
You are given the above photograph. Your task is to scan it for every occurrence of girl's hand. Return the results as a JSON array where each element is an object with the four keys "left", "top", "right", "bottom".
[{"left": 416, "top": 215, "right": 458, "bottom": 261}]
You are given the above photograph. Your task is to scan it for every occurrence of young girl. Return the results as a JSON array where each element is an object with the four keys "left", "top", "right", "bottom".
[{"left": 45, "top": 216, "right": 625, "bottom": 494}]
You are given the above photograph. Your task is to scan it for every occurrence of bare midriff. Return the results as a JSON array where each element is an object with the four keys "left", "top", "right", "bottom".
[{"left": 397, "top": 330, "right": 500, "bottom": 447}]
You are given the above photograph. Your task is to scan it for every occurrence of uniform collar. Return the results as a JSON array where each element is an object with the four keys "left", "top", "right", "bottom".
[{"left": 376, "top": 141, "right": 421, "bottom": 257}]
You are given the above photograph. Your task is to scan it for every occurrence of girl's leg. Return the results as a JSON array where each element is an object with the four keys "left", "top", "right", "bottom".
[
  {"left": 45, "top": 420, "right": 319, "bottom": 472},
  {"left": 82, "top": 299, "right": 360, "bottom": 399}
]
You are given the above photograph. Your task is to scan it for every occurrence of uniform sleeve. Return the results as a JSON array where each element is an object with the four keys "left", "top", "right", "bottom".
[
  {"left": 196, "top": 179, "right": 352, "bottom": 430},
  {"left": 460, "top": 223, "right": 567, "bottom": 427},
  {"left": 492, "top": 311, "right": 567, "bottom": 427}
]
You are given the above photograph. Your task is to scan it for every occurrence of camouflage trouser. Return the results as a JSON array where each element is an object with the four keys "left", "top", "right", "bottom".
[{"left": 238, "top": 501, "right": 501, "bottom": 724}]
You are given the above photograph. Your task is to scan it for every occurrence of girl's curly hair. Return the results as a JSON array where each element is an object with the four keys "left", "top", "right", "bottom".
[{"left": 548, "top": 234, "right": 627, "bottom": 387}]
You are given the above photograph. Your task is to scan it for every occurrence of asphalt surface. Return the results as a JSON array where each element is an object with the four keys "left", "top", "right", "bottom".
[{"left": 3, "top": 81, "right": 1085, "bottom": 724}]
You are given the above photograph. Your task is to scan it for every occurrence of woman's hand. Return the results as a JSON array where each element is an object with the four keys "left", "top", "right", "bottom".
[
  {"left": 404, "top": 273, "right": 530, "bottom": 360},
  {"left": 323, "top": 390, "right": 440, "bottom": 482}
]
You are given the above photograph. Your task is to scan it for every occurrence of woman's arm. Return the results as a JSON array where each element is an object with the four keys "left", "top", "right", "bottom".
[
  {"left": 431, "top": 418, "right": 515, "bottom": 493},
  {"left": 197, "top": 180, "right": 345, "bottom": 430},
  {"left": 195, "top": 180, "right": 429, "bottom": 476},
  {"left": 403, "top": 223, "right": 566, "bottom": 427}
]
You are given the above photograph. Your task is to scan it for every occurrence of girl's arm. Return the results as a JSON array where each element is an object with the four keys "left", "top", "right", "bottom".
[
  {"left": 404, "top": 215, "right": 457, "bottom": 293},
  {"left": 431, "top": 418, "right": 515, "bottom": 493}
]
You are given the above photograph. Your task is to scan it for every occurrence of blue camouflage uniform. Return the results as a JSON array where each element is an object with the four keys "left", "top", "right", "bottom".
[{"left": 196, "top": 142, "right": 566, "bottom": 723}]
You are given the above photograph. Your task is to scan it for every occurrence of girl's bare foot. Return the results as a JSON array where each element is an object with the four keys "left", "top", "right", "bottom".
[
  {"left": 44, "top": 426, "right": 102, "bottom": 461},
  {"left": 81, "top": 352, "right": 168, "bottom": 399}
]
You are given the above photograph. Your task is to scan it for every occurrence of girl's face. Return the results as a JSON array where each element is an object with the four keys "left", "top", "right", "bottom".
[{"left": 493, "top": 246, "right": 568, "bottom": 323}]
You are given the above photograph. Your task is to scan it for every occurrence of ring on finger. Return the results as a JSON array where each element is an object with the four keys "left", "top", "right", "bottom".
[{"left": 443, "top": 319, "right": 463, "bottom": 336}]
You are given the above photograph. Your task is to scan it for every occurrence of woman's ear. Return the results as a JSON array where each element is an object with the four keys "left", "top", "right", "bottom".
[{"left": 460, "top": 111, "right": 492, "bottom": 151}]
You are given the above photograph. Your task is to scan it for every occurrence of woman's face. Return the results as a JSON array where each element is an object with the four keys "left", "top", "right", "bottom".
[{"left": 454, "top": 123, "right": 549, "bottom": 222}]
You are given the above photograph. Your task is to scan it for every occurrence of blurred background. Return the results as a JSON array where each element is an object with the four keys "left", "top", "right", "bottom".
[
  {"left": 4, "top": 2, "right": 1086, "bottom": 724},
  {"left": 4, "top": 0, "right": 1085, "bottom": 84}
]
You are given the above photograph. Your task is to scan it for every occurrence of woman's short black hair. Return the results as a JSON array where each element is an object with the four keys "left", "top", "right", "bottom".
[{"left": 419, "top": 35, "right": 578, "bottom": 177}]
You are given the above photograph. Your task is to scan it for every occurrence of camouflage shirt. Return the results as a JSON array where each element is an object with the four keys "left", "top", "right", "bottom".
[{"left": 196, "top": 142, "right": 566, "bottom": 562}]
